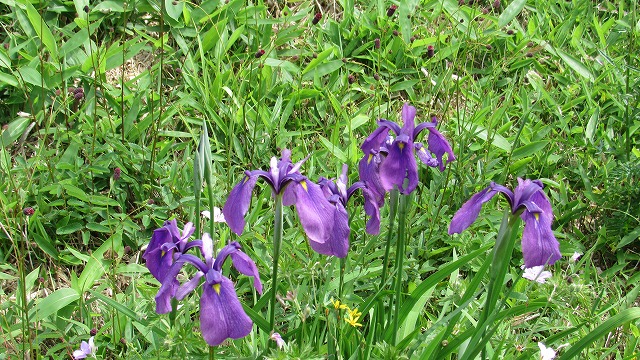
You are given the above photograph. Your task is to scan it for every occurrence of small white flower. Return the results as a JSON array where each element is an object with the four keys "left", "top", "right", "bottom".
[
  {"left": 270, "top": 332, "right": 286, "bottom": 349},
  {"left": 570, "top": 252, "right": 582, "bottom": 262},
  {"left": 522, "top": 266, "right": 552, "bottom": 284},
  {"left": 17, "top": 111, "right": 31, "bottom": 117},
  {"left": 538, "top": 342, "right": 556, "bottom": 360},
  {"left": 201, "top": 207, "right": 225, "bottom": 223}
]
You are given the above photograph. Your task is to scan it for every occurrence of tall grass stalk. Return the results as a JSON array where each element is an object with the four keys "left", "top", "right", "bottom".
[
  {"left": 391, "top": 192, "right": 410, "bottom": 345},
  {"left": 269, "top": 194, "right": 284, "bottom": 332}
]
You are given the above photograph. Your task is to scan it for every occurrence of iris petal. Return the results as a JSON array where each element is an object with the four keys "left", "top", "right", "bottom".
[
  {"left": 223, "top": 175, "right": 259, "bottom": 235},
  {"left": 448, "top": 186, "right": 499, "bottom": 234},
  {"left": 427, "top": 127, "right": 456, "bottom": 171},
  {"left": 520, "top": 191, "right": 561, "bottom": 267},
  {"left": 200, "top": 277, "right": 253, "bottom": 346},
  {"left": 379, "top": 138, "right": 418, "bottom": 194},
  {"left": 290, "top": 179, "right": 335, "bottom": 246},
  {"left": 230, "top": 250, "right": 263, "bottom": 294},
  {"left": 142, "top": 226, "right": 174, "bottom": 282},
  {"left": 307, "top": 202, "right": 350, "bottom": 258}
]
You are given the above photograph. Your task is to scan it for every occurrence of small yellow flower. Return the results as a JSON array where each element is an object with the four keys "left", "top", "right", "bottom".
[
  {"left": 344, "top": 308, "right": 363, "bottom": 328},
  {"left": 331, "top": 298, "right": 347, "bottom": 310}
]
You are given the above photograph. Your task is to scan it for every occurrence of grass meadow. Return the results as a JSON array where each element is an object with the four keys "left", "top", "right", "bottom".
[{"left": 0, "top": 0, "right": 639, "bottom": 358}]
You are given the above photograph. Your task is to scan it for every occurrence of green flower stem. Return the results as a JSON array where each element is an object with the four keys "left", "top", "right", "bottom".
[
  {"left": 392, "top": 192, "right": 410, "bottom": 345},
  {"left": 376, "top": 189, "right": 399, "bottom": 340},
  {"left": 269, "top": 194, "right": 284, "bottom": 332},
  {"left": 379, "top": 189, "right": 399, "bottom": 288},
  {"left": 480, "top": 211, "right": 520, "bottom": 326},
  {"left": 209, "top": 345, "right": 215, "bottom": 360}
]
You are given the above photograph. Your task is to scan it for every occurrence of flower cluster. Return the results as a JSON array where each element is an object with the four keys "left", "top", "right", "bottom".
[
  {"left": 143, "top": 221, "right": 262, "bottom": 346},
  {"left": 224, "top": 149, "right": 380, "bottom": 258},
  {"left": 359, "top": 103, "right": 455, "bottom": 197}
]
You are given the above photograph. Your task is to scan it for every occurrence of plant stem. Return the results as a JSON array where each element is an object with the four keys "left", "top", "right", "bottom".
[
  {"left": 379, "top": 189, "right": 399, "bottom": 288},
  {"left": 209, "top": 345, "right": 215, "bottom": 360},
  {"left": 392, "top": 192, "right": 409, "bottom": 345},
  {"left": 269, "top": 194, "right": 284, "bottom": 331}
]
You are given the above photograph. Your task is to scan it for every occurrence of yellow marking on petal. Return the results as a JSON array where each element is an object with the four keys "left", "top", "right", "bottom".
[
  {"left": 367, "top": 154, "right": 373, "bottom": 164},
  {"left": 243, "top": 176, "right": 250, "bottom": 184},
  {"left": 213, "top": 283, "right": 221, "bottom": 294},
  {"left": 398, "top": 142, "right": 405, "bottom": 150},
  {"left": 534, "top": 213, "right": 540, "bottom": 221},
  {"left": 300, "top": 180, "right": 308, "bottom": 191},
  {"left": 161, "top": 250, "right": 166, "bottom": 257}
]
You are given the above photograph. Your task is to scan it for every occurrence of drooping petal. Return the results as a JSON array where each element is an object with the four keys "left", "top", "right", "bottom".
[
  {"left": 512, "top": 178, "right": 544, "bottom": 212},
  {"left": 358, "top": 152, "right": 385, "bottom": 205},
  {"left": 362, "top": 187, "right": 381, "bottom": 235},
  {"left": 448, "top": 186, "right": 499, "bottom": 234},
  {"left": 212, "top": 242, "right": 241, "bottom": 271},
  {"left": 426, "top": 126, "right": 456, "bottom": 171},
  {"left": 289, "top": 179, "right": 335, "bottom": 246},
  {"left": 520, "top": 190, "right": 561, "bottom": 267},
  {"left": 143, "top": 226, "right": 174, "bottom": 282},
  {"left": 223, "top": 174, "right": 259, "bottom": 235},
  {"left": 307, "top": 202, "right": 350, "bottom": 258},
  {"left": 154, "top": 254, "right": 207, "bottom": 314},
  {"left": 200, "top": 276, "right": 253, "bottom": 346},
  {"left": 230, "top": 250, "right": 263, "bottom": 294},
  {"left": 379, "top": 135, "right": 418, "bottom": 194}
]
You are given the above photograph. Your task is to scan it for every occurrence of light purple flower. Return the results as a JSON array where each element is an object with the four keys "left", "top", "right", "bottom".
[
  {"left": 155, "top": 235, "right": 262, "bottom": 346},
  {"left": 449, "top": 178, "right": 561, "bottom": 267},
  {"left": 223, "top": 149, "right": 345, "bottom": 257},
  {"left": 359, "top": 103, "right": 455, "bottom": 195},
  {"left": 72, "top": 336, "right": 96, "bottom": 359}
]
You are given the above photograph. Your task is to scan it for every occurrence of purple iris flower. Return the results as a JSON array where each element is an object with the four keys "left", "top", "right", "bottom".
[
  {"left": 72, "top": 336, "right": 96, "bottom": 359},
  {"left": 359, "top": 103, "right": 456, "bottom": 195},
  {"left": 448, "top": 178, "right": 561, "bottom": 267},
  {"left": 313, "top": 165, "right": 382, "bottom": 257},
  {"left": 223, "top": 149, "right": 345, "bottom": 257},
  {"left": 156, "top": 234, "right": 262, "bottom": 346},
  {"left": 142, "top": 220, "right": 202, "bottom": 311}
]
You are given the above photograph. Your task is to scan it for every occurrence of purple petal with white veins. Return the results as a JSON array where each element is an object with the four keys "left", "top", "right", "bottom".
[
  {"left": 427, "top": 127, "right": 456, "bottom": 171},
  {"left": 223, "top": 175, "right": 259, "bottom": 235},
  {"left": 291, "top": 179, "right": 335, "bottom": 246},
  {"left": 200, "top": 276, "right": 253, "bottom": 346},
  {"left": 379, "top": 137, "right": 418, "bottom": 194},
  {"left": 520, "top": 191, "right": 561, "bottom": 267},
  {"left": 448, "top": 186, "right": 499, "bottom": 234},
  {"left": 230, "top": 250, "right": 263, "bottom": 294}
]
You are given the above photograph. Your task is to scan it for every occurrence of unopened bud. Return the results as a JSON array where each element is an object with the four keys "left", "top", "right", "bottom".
[{"left": 387, "top": 4, "right": 397, "bottom": 17}]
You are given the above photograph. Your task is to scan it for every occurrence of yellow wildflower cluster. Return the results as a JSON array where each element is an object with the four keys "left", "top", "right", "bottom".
[{"left": 330, "top": 299, "right": 363, "bottom": 328}]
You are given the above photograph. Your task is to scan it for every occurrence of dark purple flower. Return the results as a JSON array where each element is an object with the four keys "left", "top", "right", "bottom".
[
  {"left": 448, "top": 178, "right": 561, "bottom": 267},
  {"left": 223, "top": 149, "right": 344, "bottom": 257},
  {"left": 387, "top": 4, "right": 398, "bottom": 16},
  {"left": 73, "top": 336, "right": 96, "bottom": 359},
  {"left": 113, "top": 167, "right": 121, "bottom": 181},
  {"left": 312, "top": 165, "right": 381, "bottom": 257},
  {"left": 155, "top": 236, "right": 262, "bottom": 346},
  {"left": 312, "top": 12, "right": 322, "bottom": 25},
  {"left": 142, "top": 220, "right": 199, "bottom": 289},
  {"left": 23, "top": 207, "right": 35, "bottom": 216},
  {"left": 359, "top": 103, "right": 455, "bottom": 195}
]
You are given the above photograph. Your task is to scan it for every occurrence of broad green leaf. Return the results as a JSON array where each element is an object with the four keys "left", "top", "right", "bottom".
[
  {"left": 302, "top": 47, "right": 334, "bottom": 75},
  {"left": 556, "top": 49, "right": 594, "bottom": 81},
  {"left": 511, "top": 141, "right": 549, "bottom": 160},
  {"left": 56, "top": 221, "right": 84, "bottom": 235},
  {"left": 318, "top": 135, "right": 347, "bottom": 163},
  {"left": 498, "top": 0, "right": 527, "bottom": 27},
  {"left": 302, "top": 60, "right": 343, "bottom": 81},
  {"left": 165, "top": 0, "right": 183, "bottom": 21},
  {"left": 18, "top": 67, "right": 44, "bottom": 88},
  {"left": 1, "top": 117, "right": 30, "bottom": 148},
  {"left": 29, "top": 288, "right": 79, "bottom": 321},
  {"left": 19, "top": 0, "right": 58, "bottom": 58}
]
